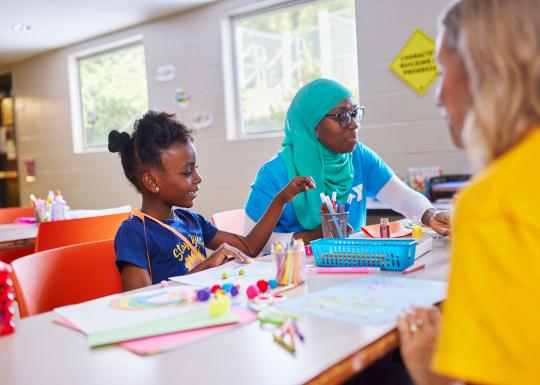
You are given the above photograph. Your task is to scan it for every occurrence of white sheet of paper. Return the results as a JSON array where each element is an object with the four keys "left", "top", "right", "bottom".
[
  {"left": 278, "top": 276, "right": 447, "bottom": 325},
  {"left": 169, "top": 260, "right": 275, "bottom": 288},
  {"left": 54, "top": 286, "right": 208, "bottom": 335}
]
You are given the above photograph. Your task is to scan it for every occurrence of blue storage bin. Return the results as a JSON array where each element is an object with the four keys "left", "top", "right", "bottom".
[{"left": 311, "top": 238, "right": 417, "bottom": 271}]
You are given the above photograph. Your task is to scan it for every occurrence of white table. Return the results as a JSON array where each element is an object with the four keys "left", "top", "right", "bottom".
[
  {"left": 0, "top": 238, "right": 450, "bottom": 385},
  {"left": 0, "top": 206, "right": 132, "bottom": 252},
  {"left": 0, "top": 223, "right": 37, "bottom": 251}
]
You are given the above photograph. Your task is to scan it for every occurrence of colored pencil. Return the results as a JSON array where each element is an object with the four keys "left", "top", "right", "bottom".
[
  {"left": 402, "top": 263, "right": 426, "bottom": 275},
  {"left": 310, "top": 267, "right": 381, "bottom": 274}
]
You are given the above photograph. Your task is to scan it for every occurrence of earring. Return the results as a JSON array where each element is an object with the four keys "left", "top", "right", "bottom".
[{"left": 155, "top": 187, "right": 160, "bottom": 192}]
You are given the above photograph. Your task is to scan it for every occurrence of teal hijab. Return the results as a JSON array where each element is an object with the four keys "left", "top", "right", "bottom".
[{"left": 278, "top": 79, "right": 354, "bottom": 230}]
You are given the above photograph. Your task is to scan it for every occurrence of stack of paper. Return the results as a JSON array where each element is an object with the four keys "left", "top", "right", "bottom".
[{"left": 55, "top": 286, "right": 241, "bottom": 348}]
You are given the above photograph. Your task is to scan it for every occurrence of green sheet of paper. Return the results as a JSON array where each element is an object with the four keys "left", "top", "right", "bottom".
[{"left": 88, "top": 308, "right": 239, "bottom": 348}]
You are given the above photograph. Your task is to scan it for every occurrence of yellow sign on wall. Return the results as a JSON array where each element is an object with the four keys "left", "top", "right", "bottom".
[{"left": 390, "top": 29, "right": 439, "bottom": 96}]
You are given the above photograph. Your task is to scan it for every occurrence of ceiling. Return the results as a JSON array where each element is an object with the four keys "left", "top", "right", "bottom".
[{"left": 0, "top": 0, "right": 217, "bottom": 67}]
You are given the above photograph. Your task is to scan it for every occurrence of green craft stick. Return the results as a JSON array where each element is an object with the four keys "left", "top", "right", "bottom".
[{"left": 88, "top": 308, "right": 239, "bottom": 348}]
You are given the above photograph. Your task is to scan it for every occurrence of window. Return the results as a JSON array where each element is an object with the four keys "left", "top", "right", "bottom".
[
  {"left": 228, "top": 0, "right": 358, "bottom": 139},
  {"left": 69, "top": 36, "right": 148, "bottom": 153}
]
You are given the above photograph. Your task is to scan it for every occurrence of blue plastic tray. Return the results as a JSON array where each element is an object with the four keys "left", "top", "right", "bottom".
[{"left": 311, "top": 238, "right": 417, "bottom": 271}]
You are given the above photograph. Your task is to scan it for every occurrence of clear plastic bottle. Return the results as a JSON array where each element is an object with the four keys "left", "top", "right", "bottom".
[{"left": 380, "top": 217, "right": 390, "bottom": 238}]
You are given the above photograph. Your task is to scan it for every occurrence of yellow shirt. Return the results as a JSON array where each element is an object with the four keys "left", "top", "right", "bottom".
[{"left": 432, "top": 127, "right": 540, "bottom": 385}]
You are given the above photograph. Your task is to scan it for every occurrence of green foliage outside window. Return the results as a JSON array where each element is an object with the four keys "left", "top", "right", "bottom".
[
  {"left": 78, "top": 43, "right": 148, "bottom": 148},
  {"left": 234, "top": 0, "right": 358, "bottom": 134}
]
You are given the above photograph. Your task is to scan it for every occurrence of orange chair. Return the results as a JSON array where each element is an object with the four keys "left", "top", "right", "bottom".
[
  {"left": 0, "top": 206, "right": 35, "bottom": 263},
  {"left": 34, "top": 212, "right": 129, "bottom": 252},
  {"left": 0, "top": 206, "right": 34, "bottom": 224},
  {"left": 11, "top": 239, "right": 122, "bottom": 318},
  {"left": 210, "top": 208, "right": 247, "bottom": 235}
]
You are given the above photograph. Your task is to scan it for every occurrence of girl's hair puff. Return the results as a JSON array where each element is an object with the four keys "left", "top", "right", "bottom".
[{"left": 108, "top": 111, "right": 194, "bottom": 191}]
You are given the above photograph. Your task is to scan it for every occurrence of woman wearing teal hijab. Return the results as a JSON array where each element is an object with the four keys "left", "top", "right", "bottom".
[{"left": 245, "top": 79, "right": 449, "bottom": 248}]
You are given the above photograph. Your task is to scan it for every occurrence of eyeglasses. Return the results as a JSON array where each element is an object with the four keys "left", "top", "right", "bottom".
[{"left": 325, "top": 106, "right": 365, "bottom": 129}]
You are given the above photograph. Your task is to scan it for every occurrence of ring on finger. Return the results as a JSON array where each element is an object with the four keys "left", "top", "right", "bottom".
[{"left": 409, "top": 318, "right": 423, "bottom": 333}]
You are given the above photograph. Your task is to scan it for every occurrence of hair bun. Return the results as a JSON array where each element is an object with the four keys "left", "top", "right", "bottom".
[{"left": 108, "top": 130, "right": 131, "bottom": 153}]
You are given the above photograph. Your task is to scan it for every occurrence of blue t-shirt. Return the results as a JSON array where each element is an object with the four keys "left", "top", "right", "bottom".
[
  {"left": 114, "top": 208, "right": 218, "bottom": 284},
  {"left": 245, "top": 143, "right": 393, "bottom": 233}
]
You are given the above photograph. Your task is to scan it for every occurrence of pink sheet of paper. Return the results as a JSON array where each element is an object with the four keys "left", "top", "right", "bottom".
[{"left": 55, "top": 308, "right": 257, "bottom": 355}]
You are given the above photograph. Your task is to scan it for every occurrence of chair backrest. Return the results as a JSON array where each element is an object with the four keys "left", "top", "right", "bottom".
[
  {"left": 210, "top": 209, "right": 247, "bottom": 235},
  {"left": 11, "top": 239, "right": 122, "bottom": 318},
  {"left": 0, "top": 247, "right": 34, "bottom": 264},
  {"left": 0, "top": 206, "right": 34, "bottom": 224},
  {"left": 34, "top": 212, "right": 129, "bottom": 252}
]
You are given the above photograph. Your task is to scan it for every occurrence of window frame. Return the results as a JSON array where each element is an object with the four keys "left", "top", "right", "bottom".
[
  {"left": 68, "top": 35, "right": 146, "bottom": 154},
  {"left": 222, "top": 0, "right": 357, "bottom": 141}
]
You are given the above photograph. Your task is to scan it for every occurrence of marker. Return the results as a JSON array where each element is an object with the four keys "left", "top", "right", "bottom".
[
  {"left": 402, "top": 263, "right": 426, "bottom": 275},
  {"left": 310, "top": 267, "right": 381, "bottom": 274},
  {"left": 331, "top": 191, "right": 337, "bottom": 210},
  {"left": 345, "top": 193, "right": 354, "bottom": 212},
  {"left": 324, "top": 196, "right": 344, "bottom": 237},
  {"left": 319, "top": 193, "right": 344, "bottom": 237},
  {"left": 319, "top": 192, "right": 327, "bottom": 205}
]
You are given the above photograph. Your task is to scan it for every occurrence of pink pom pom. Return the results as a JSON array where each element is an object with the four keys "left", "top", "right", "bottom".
[{"left": 246, "top": 285, "right": 259, "bottom": 300}]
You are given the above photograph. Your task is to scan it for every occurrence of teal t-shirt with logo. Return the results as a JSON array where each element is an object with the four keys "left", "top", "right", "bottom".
[{"left": 245, "top": 143, "right": 393, "bottom": 233}]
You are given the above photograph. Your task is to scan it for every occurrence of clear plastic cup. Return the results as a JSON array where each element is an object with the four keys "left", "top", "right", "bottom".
[
  {"left": 320, "top": 212, "right": 349, "bottom": 238},
  {"left": 274, "top": 242, "right": 306, "bottom": 286}
]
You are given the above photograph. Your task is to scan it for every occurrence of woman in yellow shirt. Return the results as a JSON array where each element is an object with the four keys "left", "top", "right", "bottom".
[{"left": 397, "top": 1, "right": 540, "bottom": 385}]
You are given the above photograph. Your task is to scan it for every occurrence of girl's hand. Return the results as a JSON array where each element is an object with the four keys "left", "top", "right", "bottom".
[
  {"left": 398, "top": 306, "right": 449, "bottom": 385},
  {"left": 205, "top": 243, "right": 251, "bottom": 268},
  {"left": 277, "top": 176, "right": 315, "bottom": 204}
]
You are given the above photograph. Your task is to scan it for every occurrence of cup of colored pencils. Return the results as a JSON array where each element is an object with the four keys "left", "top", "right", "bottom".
[{"left": 273, "top": 240, "right": 306, "bottom": 286}]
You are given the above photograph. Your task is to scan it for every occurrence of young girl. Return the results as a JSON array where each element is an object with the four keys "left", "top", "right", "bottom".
[{"left": 109, "top": 111, "right": 314, "bottom": 291}]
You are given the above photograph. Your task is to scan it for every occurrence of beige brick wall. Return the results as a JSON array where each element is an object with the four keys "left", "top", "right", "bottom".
[{"left": 10, "top": 0, "right": 466, "bottom": 217}]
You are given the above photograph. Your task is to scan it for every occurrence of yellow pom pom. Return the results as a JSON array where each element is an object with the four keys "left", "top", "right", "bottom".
[{"left": 209, "top": 294, "right": 231, "bottom": 317}]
